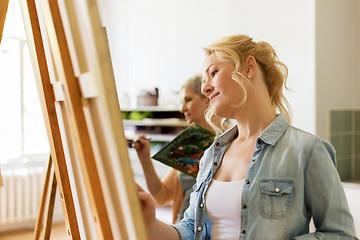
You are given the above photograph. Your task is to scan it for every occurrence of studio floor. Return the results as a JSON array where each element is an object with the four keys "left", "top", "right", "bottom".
[
  {"left": 0, "top": 205, "right": 172, "bottom": 240},
  {"left": 0, "top": 222, "right": 66, "bottom": 240}
]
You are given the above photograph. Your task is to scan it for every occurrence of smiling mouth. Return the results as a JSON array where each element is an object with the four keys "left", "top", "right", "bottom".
[{"left": 209, "top": 92, "right": 220, "bottom": 102}]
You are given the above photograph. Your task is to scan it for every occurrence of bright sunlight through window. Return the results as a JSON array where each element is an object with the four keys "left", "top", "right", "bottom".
[{"left": 0, "top": 0, "right": 49, "bottom": 164}]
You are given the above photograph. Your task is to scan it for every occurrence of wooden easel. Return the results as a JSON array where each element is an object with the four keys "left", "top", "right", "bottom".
[
  {"left": 17, "top": 0, "right": 148, "bottom": 239},
  {"left": 33, "top": 154, "right": 58, "bottom": 240}
]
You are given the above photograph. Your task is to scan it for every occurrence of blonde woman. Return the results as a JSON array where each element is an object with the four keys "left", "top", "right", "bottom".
[{"left": 137, "top": 35, "right": 357, "bottom": 240}]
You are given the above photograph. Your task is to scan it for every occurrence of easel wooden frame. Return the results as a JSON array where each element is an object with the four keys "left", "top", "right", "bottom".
[
  {"left": 19, "top": 0, "right": 147, "bottom": 239},
  {"left": 33, "top": 154, "right": 58, "bottom": 240}
]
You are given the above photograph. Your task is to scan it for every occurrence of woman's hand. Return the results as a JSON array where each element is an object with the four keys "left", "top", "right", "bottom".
[
  {"left": 136, "top": 183, "right": 156, "bottom": 228},
  {"left": 137, "top": 184, "right": 181, "bottom": 240},
  {"left": 132, "top": 134, "right": 151, "bottom": 165}
]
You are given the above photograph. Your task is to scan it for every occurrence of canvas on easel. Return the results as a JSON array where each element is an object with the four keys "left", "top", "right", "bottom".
[{"left": 19, "top": 0, "right": 147, "bottom": 239}]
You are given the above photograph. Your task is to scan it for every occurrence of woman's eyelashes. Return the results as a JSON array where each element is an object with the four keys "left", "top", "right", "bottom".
[
  {"left": 185, "top": 97, "right": 192, "bottom": 103},
  {"left": 211, "top": 69, "right": 218, "bottom": 77}
]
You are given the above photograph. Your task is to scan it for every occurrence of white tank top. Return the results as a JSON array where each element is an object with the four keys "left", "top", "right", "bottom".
[{"left": 205, "top": 179, "right": 245, "bottom": 240}]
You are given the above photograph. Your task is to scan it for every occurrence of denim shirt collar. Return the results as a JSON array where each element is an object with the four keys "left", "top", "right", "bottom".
[
  {"left": 215, "top": 113, "right": 290, "bottom": 148},
  {"left": 257, "top": 113, "right": 289, "bottom": 146}
]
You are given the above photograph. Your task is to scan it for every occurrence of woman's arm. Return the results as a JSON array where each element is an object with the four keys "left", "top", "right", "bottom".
[
  {"left": 151, "top": 169, "right": 178, "bottom": 205},
  {"left": 133, "top": 135, "right": 164, "bottom": 196},
  {"left": 133, "top": 135, "right": 177, "bottom": 205},
  {"left": 137, "top": 184, "right": 180, "bottom": 240},
  {"left": 295, "top": 139, "right": 357, "bottom": 240}
]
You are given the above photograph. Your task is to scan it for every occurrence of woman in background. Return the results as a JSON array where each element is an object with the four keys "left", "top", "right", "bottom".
[
  {"left": 133, "top": 75, "right": 217, "bottom": 224},
  {"left": 136, "top": 34, "right": 357, "bottom": 240}
]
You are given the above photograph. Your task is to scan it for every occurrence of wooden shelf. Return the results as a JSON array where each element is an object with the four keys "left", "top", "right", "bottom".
[
  {"left": 123, "top": 118, "right": 187, "bottom": 127},
  {"left": 122, "top": 107, "right": 186, "bottom": 144},
  {"left": 121, "top": 106, "right": 181, "bottom": 112},
  {"left": 128, "top": 133, "right": 178, "bottom": 143}
]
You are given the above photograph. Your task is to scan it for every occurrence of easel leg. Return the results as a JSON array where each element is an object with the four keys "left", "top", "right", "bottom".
[
  {"left": 20, "top": 0, "right": 81, "bottom": 238},
  {"left": 42, "top": 171, "right": 57, "bottom": 240},
  {"left": 33, "top": 154, "right": 53, "bottom": 240},
  {"left": 33, "top": 154, "right": 58, "bottom": 240}
]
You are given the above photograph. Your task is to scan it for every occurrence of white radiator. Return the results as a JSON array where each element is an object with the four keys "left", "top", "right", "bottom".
[
  {"left": 0, "top": 158, "right": 64, "bottom": 232},
  {"left": 0, "top": 167, "right": 44, "bottom": 226}
]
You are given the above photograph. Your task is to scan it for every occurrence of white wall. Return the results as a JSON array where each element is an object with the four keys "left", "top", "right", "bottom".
[
  {"left": 226, "top": 0, "right": 316, "bottom": 134},
  {"left": 316, "top": 0, "right": 360, "bottom": 139},
  {"left": 99, "top": 0, "right": 316, "bottom": 133}
]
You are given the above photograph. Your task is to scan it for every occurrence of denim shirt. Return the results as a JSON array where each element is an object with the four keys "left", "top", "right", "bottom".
[{"left": 173, "top": 114, "right": 357, "bottom": 240}]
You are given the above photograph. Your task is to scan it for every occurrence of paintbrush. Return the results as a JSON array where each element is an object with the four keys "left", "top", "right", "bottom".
[{"left": 131, "top": 138, "right": 152, "bottom": 144}]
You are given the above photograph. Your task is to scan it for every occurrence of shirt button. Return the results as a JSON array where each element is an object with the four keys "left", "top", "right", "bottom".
[
  {"left": 241, "top": 229, "right": 246, "bottom": 234},
  {"left": 215, "top": 142, "right": 220, "bottom": 147},
  {"left": 242, "top": 204, "right": 247, "bottom": 209},
  {"left": 213, "top": 162, "right": 218, "bottom": 166},
  {"left": 245, "top": 180, "right": 250, "bottom": 184},
  {"left": 197, "top": 226, "right": 202, "bottom": 231},
  {"left": 275, "top": 187, "right": 280, "bottom": 192},
  {"left": 252, "top": 159, "right": 255, "bottom": 162},
  {"left": 200, "top": 203, "right": 204, "bottom": 208}
]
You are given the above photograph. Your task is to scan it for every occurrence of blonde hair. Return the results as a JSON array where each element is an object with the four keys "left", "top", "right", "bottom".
[{"left": 203, "top": 34, "right": 291, "bottom": 133}]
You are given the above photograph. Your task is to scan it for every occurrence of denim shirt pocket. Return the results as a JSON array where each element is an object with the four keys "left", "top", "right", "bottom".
[{"left": 260, "top": 179, "right": 294, "bottom": 219}]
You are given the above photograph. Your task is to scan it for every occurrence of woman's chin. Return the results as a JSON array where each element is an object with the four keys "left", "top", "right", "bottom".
[
  {"left": 213, "top": 109, "right": 230, "bottom": 119},
  {"left": 212, "top": 107, "right": 224, "bottom": 118}
]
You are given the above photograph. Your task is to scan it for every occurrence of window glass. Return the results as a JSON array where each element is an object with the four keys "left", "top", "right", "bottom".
[{"left": 0, "top": 0, "right": 49, "bottom": 163}]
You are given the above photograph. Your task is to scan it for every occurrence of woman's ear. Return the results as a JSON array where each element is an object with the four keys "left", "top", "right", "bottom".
[{"left": 245, "top": 56, "right": 257, "bottom": 80}]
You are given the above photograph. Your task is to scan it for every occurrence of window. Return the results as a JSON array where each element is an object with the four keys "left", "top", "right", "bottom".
[
  {"left": 0, "top": 0, "right": 49, "bottom": 164},
  {"left": 330, "top": 110, "right": 360, "bottom": 182}
]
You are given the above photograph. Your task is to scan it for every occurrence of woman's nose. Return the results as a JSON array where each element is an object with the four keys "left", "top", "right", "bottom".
[
  {"left": 180, "top": 103, "right": 186, "bottom": 113},
  {"left": 201, "top": 81, "right": 213, "bottom": 97}
]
